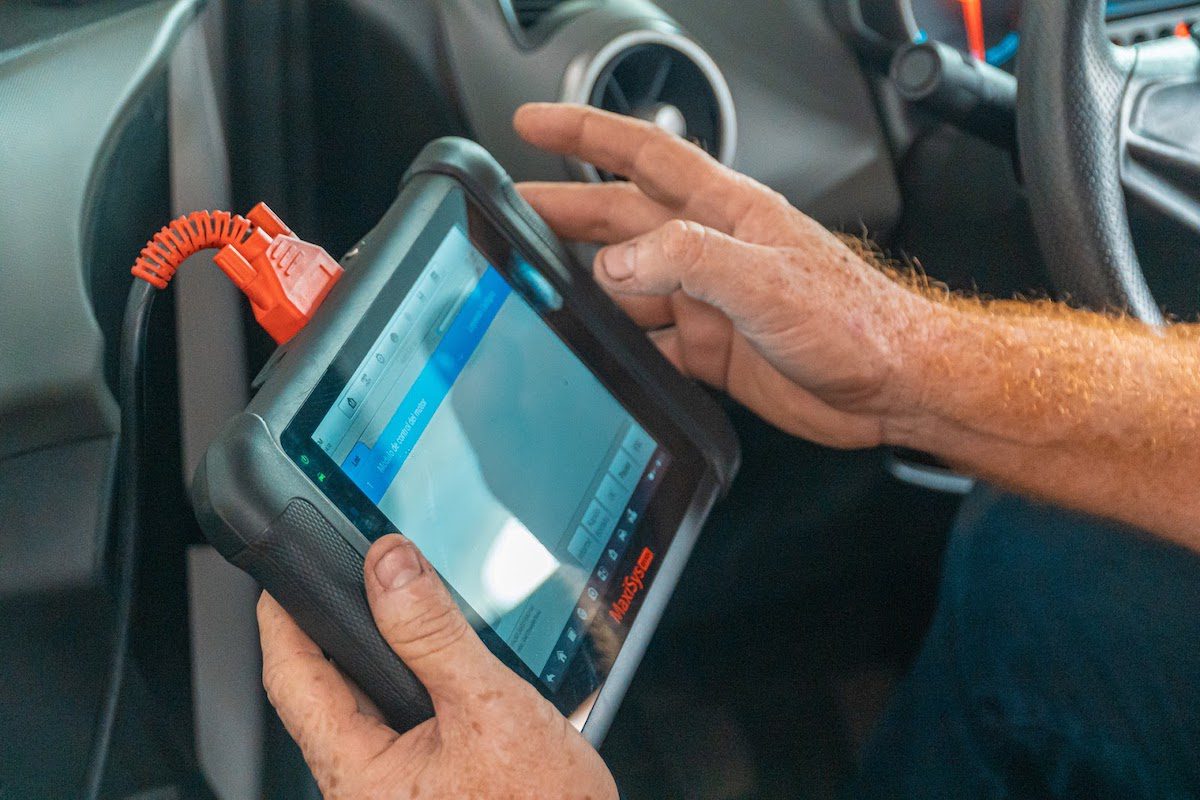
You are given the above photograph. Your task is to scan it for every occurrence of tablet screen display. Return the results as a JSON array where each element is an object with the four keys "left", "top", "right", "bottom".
[
  {"left": 281, "top": 187, "right": 683, "bottom": 711},
  {"left": 309, "top": 222, "right": 669, "bottom": 688}
]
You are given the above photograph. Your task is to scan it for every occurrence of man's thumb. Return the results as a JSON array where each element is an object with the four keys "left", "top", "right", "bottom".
[
  {"left": 594, "top": 219, "right": 781, "bottom": 329},
  {"left": 364, "top": 534, "right": 497, "bottom": 706}
]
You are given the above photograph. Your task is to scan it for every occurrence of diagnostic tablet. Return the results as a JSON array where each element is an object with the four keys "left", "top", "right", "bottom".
[{"left": 193, "top": 138, "right": 739, "bottom": 743}]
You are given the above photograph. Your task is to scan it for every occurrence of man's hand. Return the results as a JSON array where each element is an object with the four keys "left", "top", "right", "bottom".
[
  {"left": 258, "top": 534, "right": 617, "bottom": 800},
  {"left": 514, "top": 102, "right": 936, "bottom": 449},
  {"left": 514, "top": 101, "right": 1200, "bottom": 549}
]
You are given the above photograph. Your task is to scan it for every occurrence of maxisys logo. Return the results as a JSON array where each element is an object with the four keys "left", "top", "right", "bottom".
[{"left": 608, "top": 547, "right": 655, "bottom": 624}]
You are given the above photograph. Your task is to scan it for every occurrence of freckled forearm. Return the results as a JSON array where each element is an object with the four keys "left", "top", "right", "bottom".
[{"left": 885, "top": 299, "right": 1200, "bottom": 549}]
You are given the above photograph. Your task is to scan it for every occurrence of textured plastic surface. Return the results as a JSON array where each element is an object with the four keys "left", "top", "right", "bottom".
[
  {"left": 193, "top": 410, "right": 437, "bottom": 730},
  {"left": 234, "top": 498, "right": 434, "bottom": 730},
  {"left": 1016, "top": 0, "right": 1162, "bottom": 323},
  {"left": 194, "top": 137, "right": 739, "bottom": 736}
]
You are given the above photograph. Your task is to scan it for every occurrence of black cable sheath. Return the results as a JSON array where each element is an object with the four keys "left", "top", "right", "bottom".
[{"left": 83, "top": 281, "right": 156, "bottom": 800}]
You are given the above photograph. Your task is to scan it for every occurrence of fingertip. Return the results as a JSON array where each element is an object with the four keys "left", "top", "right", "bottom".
[
  {"left": 513, "top": 101, "right": 553, "bottom": 120},
  {"left": 589, "top": 258, "right": 676, "bottom": 328},
  {"left": 512, "top": 102, "right": 535, "bottom": 134},
  {"left": 364, "top": 534, "right": 423, "bottom": 593},
  {"left": 512, "top": 102, "right": 558, "bottom": 142},
  {"left": 513, "top": 102, "right": 592, "bottom": 146},
  {"left": 256, "top": 591, "right": 289, "bottom": 636},
  {"left": 365, "top": 532, "right": 407, "bottom": 561},
  {"left": 257, "top": 592, "right": 322, "bottom": 665},
  {"left": 598, "top": 244, "right": 636, "bottom": 281},
  {"left": 256, "top": 590, "right": 280, "bottom": 619},
  {"left": 513, "top": 181, "right": 551, "bottom": 207}
]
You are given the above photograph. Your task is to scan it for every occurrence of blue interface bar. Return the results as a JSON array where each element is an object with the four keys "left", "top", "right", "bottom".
[{"left": 341, "top": 266, "right": 512, "bottom": 502}]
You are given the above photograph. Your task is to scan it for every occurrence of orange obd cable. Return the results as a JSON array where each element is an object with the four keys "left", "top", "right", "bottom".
[
  {"left": 131, "top": 203, "right": 343, "bottom": 344},
  {"left": 92, "top": 201, "right": 342, "bottom": 800}
]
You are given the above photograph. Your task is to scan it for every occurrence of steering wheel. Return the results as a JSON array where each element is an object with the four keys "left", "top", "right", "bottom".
[{"left": 1017, "top": 0, "right": 1200, "bottom": 324}]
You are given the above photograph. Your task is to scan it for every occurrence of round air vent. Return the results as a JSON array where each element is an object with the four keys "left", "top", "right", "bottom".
[{"left": 563, "top": 30, "right": 736, "bottom": 181}]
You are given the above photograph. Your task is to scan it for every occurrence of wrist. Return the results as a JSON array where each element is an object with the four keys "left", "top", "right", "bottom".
[{"left": 877, "top": 296, "right": 963, "bottom": 451}]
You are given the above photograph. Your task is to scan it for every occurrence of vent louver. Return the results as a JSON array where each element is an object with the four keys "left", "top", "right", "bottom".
[{"left": 566, "top": 31, "right": 736, "bottom": 182}]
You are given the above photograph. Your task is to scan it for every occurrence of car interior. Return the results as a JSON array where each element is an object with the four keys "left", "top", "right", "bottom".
[{"left": 2, "top": 0, "right": 1199, "bottom": 798}]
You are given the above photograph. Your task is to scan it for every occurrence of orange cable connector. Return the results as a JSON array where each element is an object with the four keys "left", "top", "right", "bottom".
[{"left": 131, "top": 204, "right": 343, "bottom": 344}]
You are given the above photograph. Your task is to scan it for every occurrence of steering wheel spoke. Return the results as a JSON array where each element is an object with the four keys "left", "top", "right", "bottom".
[{"left": 1121, "top": 42, "right": 1200, "bottom": 237}]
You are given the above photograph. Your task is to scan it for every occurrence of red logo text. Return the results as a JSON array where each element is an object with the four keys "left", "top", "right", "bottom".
[{"left": 608, "top": 547, "right": 655, "bottom": 624}]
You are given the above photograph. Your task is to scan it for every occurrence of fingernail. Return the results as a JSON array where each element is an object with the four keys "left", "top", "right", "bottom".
[
  {"left": 374, "top": 538, "right": 421, "bottom": 590},
  {"left": 602, "top": 244, "right": 635, "bottom": 280}
]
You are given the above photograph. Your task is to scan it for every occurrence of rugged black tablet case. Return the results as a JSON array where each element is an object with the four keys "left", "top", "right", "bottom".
[{"left": 192, "top": 137, "right": 740, "bottom": 741}]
